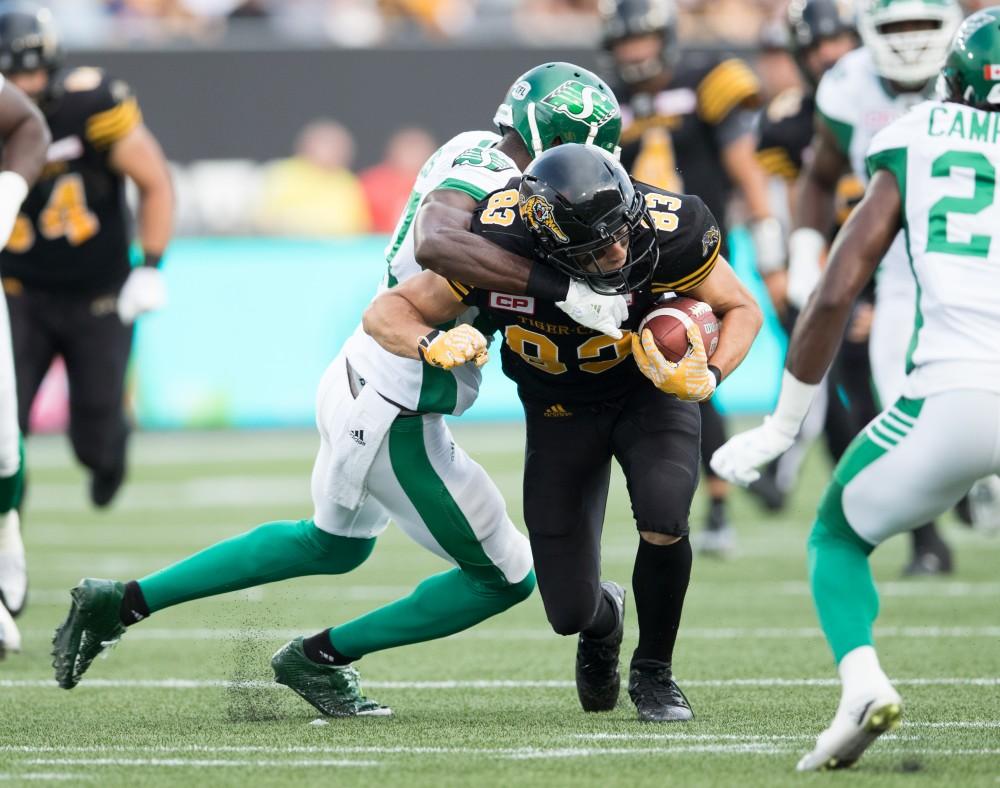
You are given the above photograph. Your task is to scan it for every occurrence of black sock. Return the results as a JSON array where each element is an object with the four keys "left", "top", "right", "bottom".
[
  {"left": 581, "top": 586, "right": 617, "bottom": 640},
  {"left": 911, "top": 522, "right": 945, "bottom": 552},
  {"left": 302, "top": 630, "right": 356, "bottom": 666},
  {"left": 119, "top": 580, "right": 150, "bottom": 626},
  {"left": 706, "top": 498, "right": 726, "bottom": 531},
  {"left": 631, "top": 536, "right": 692, "bottom": 665}
]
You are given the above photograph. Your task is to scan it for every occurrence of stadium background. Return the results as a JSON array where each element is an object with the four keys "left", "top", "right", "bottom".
[{"left": 24, "top": 1, "right": 797, "bottom": 430}]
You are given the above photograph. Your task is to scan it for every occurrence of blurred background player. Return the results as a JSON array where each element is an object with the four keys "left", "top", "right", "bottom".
[
  {"left": 600, "top": 0, "right": 784, "bottom": 556},
  {"left": 0, "top": 2, "right": 174, "bottom": 511},
  {"left": 713, "top": 10, "right": 1000, "bottom": 766},
  {"left": 786, "top": 0, "right": 963, "bottom": 575},
  {"left": 749, "top": 0, "right": 876, "bottom": 511},
  {"left": 0, "top": 66, "right": 49, "bottom": 656}
]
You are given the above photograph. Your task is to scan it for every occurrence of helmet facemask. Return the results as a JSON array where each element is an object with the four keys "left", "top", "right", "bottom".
[
  {"left": 533, "top": 186, "right": 660, "bottom": 296},
  {"left": 858, "top": 0, "right": 963, "bottom": 87}
]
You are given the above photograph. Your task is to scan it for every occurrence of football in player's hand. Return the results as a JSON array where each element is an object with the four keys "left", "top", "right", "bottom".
[{"left": 637, "top": 296, "right": 719, "bottom": 363}]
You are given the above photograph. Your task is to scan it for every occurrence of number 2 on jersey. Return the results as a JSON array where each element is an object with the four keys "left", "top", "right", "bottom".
[
  {"left": 5, "top": 173, "right": 101, "bottom": 254},
  {"left": 927, "top": 151, "right": 994, "bottom": 259}
]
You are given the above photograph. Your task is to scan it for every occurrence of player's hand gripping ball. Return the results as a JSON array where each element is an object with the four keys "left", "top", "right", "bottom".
[
  {"left": 632, "top": 297, "right": 719, "bottom": 402},
  {"left": 418, "top": 325, "right": 489, "bottom": 370}
]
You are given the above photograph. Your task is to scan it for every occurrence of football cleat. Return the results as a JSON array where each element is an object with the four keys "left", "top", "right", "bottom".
[
  {"left": 575, "top": 580, "right": 626, "bottom": 712},
  {"left": 967, "top": 475, "right": 1000, "bottom": 535},
  {"left": 90, "top": 466, "right": 125, "bottom": 509},
  {"left": 796, "top": 686, "right": 903, "bottom": 771},
  {"left": 628, "top": 659, "right": 694, "bottom": 722},
  {"left": 0, "top": 596, "right": 21, "bottom": 658},
  {"left": 0, "top": 509, "right": 27, "bottom": 616},
  {"left": 271, "top": 638, "right": 391, "bottom": 718},
  {"left": 51, "top": 578, "right": 126, "bottom": 689}
]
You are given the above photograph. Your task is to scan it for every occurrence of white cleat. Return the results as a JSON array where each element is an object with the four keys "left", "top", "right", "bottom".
[
  {"left": 968, "top": 475, "right": 1000, "bottom": 535},
  {"left": 0, "top": 596, "right": 21, "bottom": 658},
  {"left": 796, "top": 686, "right": 903, "bottom": 771},
  {"left": 0, "top": 509, "right": 26, "bottom": 615}
]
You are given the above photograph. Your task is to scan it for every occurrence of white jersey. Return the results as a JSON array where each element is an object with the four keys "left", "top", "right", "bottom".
[
  {"left": 866, "top": 100, "right": 1000, "bottom": 398},
  {"left": 342, "top": 131, "right": 520, "bottom": 416},
  {"left": 816, "top": 48, "right": 928, "bottom": 299}
]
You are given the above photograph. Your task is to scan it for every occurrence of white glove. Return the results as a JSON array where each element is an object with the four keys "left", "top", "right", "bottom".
[
  {"left": 786, "top": 228, "right": 825, "bottom": 310},
  {"left": 710, "top": 417, "right": 797, "bottom": 486},
  {"left": 117, "top": 266, "right": 167, "bottom": 324},
  {"left": 749, "top": 217, "right": 785, "bottom": 276},
  {"left": 555, "top": 279, "right": 628, "bottom": 339},
  {"left": 0, "top": 171, "right": 28, "bottom": 249},
  {"left": 710, "top": 369, "right": 820, "bottom": 485}
]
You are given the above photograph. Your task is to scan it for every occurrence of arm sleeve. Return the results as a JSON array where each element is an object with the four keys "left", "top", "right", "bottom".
[
  {"left": 696, "top": 58, "right": 761, "bottom": 126},
  {"left": 650, "top": 196, "right": 723, "bottom": 293},
  {"left": 815, "top": 64, "right": 856, "bottom": 157}
]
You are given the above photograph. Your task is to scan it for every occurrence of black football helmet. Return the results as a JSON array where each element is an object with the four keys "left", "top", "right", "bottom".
[
  {"left": 518, "top": 144, "right": 659, "bottom": 296},
  {"left": 600, "top": 0, "right": 678, "bottom": 87},
  {"left": 0, "top": 2, "right": 60, "bottom": 76},
  {"left": 787, "top": 0, "right": 856, "bottom": 87}
]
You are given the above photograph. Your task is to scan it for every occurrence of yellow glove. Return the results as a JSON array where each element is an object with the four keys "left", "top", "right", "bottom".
[
  {"left": 632, "top": 324, "right": 717, "bottom": 402},
  {"left": 418, "top": 325, "right": 489, "bottom": 370}
]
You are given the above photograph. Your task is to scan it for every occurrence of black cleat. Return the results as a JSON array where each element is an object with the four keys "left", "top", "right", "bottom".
[
  {"left": 90, "top": 466, "right": 125, "bottom": 508},
  {"left": 628, "top": 659, "right": 694, "bottom": 722},
  {"left": 575, "top": 581, "right": 626, "bottom": 712}
]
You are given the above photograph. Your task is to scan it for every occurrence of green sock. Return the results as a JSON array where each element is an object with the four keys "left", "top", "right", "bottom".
[
  {"left": 0, "top": 437, "right": 25, "bottom": 513},
  {"left": 808, "top": 481, "right": 879, "bottom": 664},
  {"left": 138, "top": 519, "right": 375, "bottom": 614},
  {"left": 328, "top": 567, "right": 535, "bottom": 658}
]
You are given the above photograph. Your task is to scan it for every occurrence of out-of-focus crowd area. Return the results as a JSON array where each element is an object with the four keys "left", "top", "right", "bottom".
[{"left": 50, "top": 0, "right": 789, "bottom": 47}]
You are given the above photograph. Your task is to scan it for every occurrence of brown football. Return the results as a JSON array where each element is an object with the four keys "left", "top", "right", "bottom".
[{"left": 637, "top": 296, "right": 719, "bottom": 364}]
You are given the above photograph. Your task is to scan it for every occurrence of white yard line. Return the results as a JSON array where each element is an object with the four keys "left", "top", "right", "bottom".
[
  {"left": 21, "top": 759, "right": 377, "bottom": 768},
  {"left": 22, "top": 625, "right": 1000, "bottom": 642},
  {"left": 3, "top": 677, "right": 998, "bottom": 690}
]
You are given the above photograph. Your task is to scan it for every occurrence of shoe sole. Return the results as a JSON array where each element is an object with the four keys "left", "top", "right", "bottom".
[{"left": 816, "top": 702, "right": 903, "bottom": 771}]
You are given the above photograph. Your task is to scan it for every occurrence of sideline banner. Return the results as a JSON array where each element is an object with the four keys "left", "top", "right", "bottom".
[{"left": 133, "top": 231, "right": 786, "bottom": 428}]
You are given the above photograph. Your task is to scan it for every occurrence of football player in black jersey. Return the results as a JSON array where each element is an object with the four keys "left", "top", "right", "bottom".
[
  {"left": 601, "top": 0, "right": 780, "bottom": 556},
  {"left": 0, "top": 58, "right": 50, "bottom": 656},
  {"left": 364, "top": 144, "right": 761, "bottom": 721},
  {"left": 0, "top": 4, "right": 174, "bottom": 509}
]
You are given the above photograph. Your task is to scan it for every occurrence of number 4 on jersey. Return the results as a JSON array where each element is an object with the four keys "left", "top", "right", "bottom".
[{"left": 7, "top": 173, "right": 101, "bottom": 253}]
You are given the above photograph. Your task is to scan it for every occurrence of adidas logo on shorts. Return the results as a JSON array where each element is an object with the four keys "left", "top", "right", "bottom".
[
  {"left": 349, "top": 429, "right": 366, "bottom": 446},
  {"left": 543, "top": 404, "right": 572, "bottom": 418}
]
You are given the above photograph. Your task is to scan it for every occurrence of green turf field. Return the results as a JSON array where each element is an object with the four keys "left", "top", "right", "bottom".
[{"left": 1, "top": 424, "right": 998, "bottom": 787}]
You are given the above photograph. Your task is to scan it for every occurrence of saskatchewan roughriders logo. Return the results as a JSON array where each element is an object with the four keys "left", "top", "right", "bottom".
[
  {"left": 521, "top": 195, "right": 569, "bottom": 244},
  {"left": 541, "top": 80, "right": 618, "bottom": 127}
]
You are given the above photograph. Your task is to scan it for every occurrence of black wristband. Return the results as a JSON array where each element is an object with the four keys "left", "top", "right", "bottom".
[
  {"left": 143, "top": 251, "right": 163, "bottom": 268},
  {"left": 417, "top": 329, "right": 442, "bottom": 362},
  {"left": 526, "top": 262, "right": 570, "bottom": 301},
  {"left": 708, "top": 365, "right": 723, "bottom": 388}
]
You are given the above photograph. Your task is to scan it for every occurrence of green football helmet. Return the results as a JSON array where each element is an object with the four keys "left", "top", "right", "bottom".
[
  {"left": 940, "top": 7, "right": 1000, "bottom": 110},
  {"left": 493, "top": 62, "right": 622, "bottom": 159}
]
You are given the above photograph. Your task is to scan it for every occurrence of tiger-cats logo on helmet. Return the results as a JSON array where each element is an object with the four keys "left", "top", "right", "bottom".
[
  {"left": 520, "top": 194, "right": 570, "bottom": 244},
  {"left": 541, "top": 80, "right": 619, "bottom": 128}
]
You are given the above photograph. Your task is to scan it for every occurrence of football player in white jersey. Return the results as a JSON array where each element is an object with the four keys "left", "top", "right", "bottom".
[
  {"left": 712, "top": 8, "right": 1000, "bottom": 769},
  {"left": 0, "top": 73, "right": 50, "bottom": 657},
  {"left": 50, "top": 63, "right": 629, "bottom": 715},
  {"left": 785, "top": 0, "right": 963, "bottom": 574}
]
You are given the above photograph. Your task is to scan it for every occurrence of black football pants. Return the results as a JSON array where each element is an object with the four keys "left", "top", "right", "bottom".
[
  {"left": 5, "top": 283, "right": 133, "bottom": 478},
  {"left": 521, "top": 385, "right": 701, "bottom": 636}
]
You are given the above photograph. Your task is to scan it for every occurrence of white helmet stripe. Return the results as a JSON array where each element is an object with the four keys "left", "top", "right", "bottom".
[
  {"left": 527, "top": 102, "right": 544, "bottom": 158},
  {"left": 585, "top": 122, "right": 598, "bottom": 146}
]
